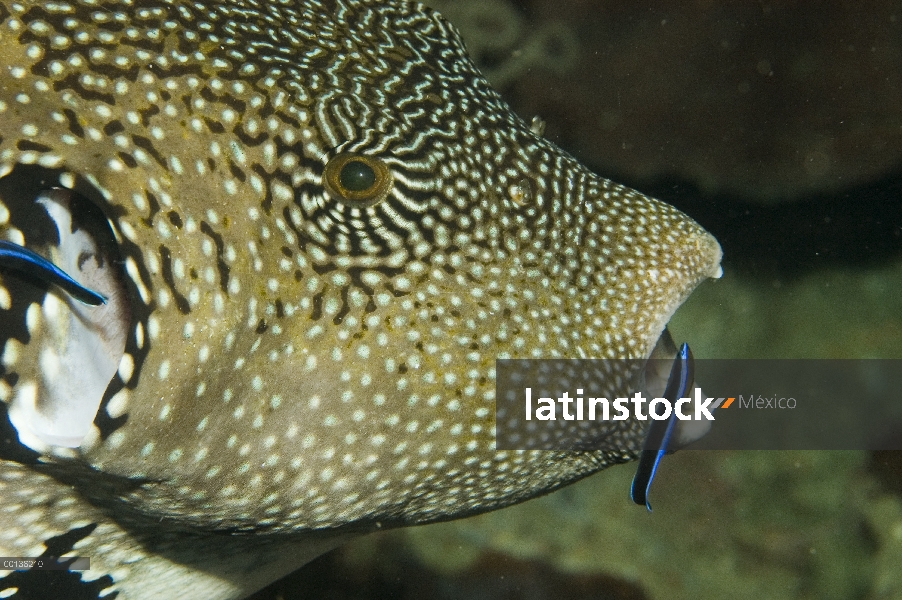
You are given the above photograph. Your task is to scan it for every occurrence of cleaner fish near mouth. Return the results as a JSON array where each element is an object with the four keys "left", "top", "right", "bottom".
[
  {"left": 631, "top": 339, "right": 694, "bottom": 511},
  {"left": 0, "top": 1, "right": 722, "bottom": 598}
]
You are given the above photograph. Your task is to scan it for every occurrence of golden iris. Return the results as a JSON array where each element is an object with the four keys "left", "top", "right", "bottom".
[{"left": 323, "top": 153, "right": 392, "bottom": 207}]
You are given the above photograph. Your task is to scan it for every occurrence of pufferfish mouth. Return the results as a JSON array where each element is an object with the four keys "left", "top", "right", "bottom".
[
  {"left": 640, "top": 326, "right": 712, "bottom": 449},
  {"left": 0, "top": 164, "right": 130, "bottom": 451}
]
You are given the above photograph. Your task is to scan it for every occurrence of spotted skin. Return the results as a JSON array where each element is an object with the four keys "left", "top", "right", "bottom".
[{"left": 0, "top": 1, "right": 722, "bottom": 598}]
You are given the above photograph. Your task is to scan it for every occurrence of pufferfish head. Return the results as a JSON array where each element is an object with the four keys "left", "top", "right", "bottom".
[{"left": 0, "top": 0, "right": 721, "bottom": 534}]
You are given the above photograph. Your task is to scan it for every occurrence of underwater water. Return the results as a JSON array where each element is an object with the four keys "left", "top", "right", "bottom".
[
  {"left": 254, "top": 1, "right": 902, "bottom": 599},
  {"left": 0, "top": 1, "right": 898, "bottom": 599}
]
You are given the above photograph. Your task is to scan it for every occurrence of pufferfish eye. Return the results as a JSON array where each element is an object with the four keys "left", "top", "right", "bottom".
[{"left": 323, "top": 153, "right": 393, "bottom": 208}]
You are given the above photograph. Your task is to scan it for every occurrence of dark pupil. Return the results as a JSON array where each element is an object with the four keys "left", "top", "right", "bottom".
[{"left": 339, "top": 160, "right": 377, "bottom": 192}]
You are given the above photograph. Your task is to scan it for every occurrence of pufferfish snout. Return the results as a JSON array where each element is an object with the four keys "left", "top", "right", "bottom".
[{"left": 0, "top": 1, "right": 721, "bottom": 598}]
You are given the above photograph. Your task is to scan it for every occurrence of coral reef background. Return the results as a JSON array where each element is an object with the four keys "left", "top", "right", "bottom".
[
  {"left": 445, "top": 0, "right": 902, "bottom": 203},
  {"left": 254, "top": 1, "right": 902, "bottom": 598}
]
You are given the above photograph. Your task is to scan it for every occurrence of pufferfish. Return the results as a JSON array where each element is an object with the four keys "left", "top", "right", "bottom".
[{"left": 0, "top": 0, "right": 722, "bottom": 598}]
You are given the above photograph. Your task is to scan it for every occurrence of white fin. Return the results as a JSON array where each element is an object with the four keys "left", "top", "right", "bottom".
[{"left": 8, "top": 189, "right": 128, "bottom": 449}]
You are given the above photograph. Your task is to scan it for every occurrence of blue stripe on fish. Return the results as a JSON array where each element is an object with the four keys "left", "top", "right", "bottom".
[
  {"left": 631, "top": 342, "right": 693, "bottom": 511},
  {"left": 0, "top": 239, "right": 107, "bottom": 306}
]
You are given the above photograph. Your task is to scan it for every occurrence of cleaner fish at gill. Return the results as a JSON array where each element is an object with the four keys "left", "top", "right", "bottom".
[{"left": 0, "top": 0, "right": 722, "bottom": 598}]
